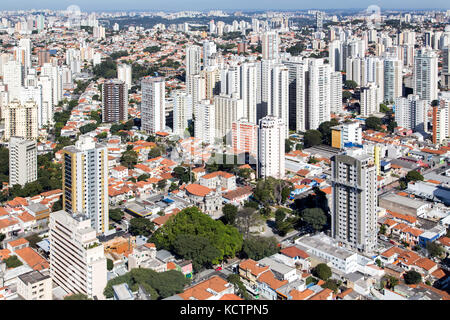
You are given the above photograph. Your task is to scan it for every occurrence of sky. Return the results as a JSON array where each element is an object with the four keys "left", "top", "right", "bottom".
[{"left": 2, "top": 0, "right": 450, "bottom": 11}]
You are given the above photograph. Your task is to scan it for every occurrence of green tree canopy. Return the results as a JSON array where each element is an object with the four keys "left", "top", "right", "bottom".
[
  {"left": 344, "top": 80, "right": 358, "bottom": 89},
  {"left": 318, "top": 119, "right": 339, "bottom": 146},
  {"left": 109, "top": 208, "right": 124, "bottom": 222},
  {"left": 222, "top": 204, "right": 238, "bottom": 225},
  {"left": 103, "top": 268, "right": 189, "bottom": 299},
  {"left": 241, "top": 236, "right": 279, "bottom": 260},
  {"left": 4, "top": 255, "right": 23, "bottom": 268},
  {"left": 172, "top": 234, "right": 221, "bottom": 271},
  {"left": 405, "top": 170, "right": 424, "bottom": 183},
  {"left": 404, "top": 270, "right": 422, "bottom": 285},
  {"left": 303, "top": 130, "right": 322, "bottom": 148},
  {"left": 129, "top": 218, "right": 155, "bottom": 237},
  {"left": 150, "top": 207, "right": 243, "bottom": 264},
  {"left": 365, "top": 116, "right": 382, "bottom": 131},
  {"left": 300, "top": 208, "right": 327, "bottom": 231},
  {"left": 64, "top": 293, "right": 91, "bottom": 300},
  {"left": 107, "top": 258, "right": 114, "bottom": 271},
  {"left": 313, "top": 263, "right": 332, "bottom": 281},
  {"left": 426, "top": 241, "right": 444, "bottom": 258}
]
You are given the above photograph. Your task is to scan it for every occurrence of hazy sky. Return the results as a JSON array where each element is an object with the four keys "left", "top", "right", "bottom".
[{"left": 2, "top": 0, "right": 450, "bottom": 11}]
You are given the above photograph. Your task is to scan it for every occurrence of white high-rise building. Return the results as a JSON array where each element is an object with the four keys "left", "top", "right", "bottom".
[
  {"left": 186, "top": 45, "right": 202, "bottom": 92},
  {"left": 330, "top": 71, "right": 343, "bottom": 114},
  {"left": 331, "top": 151, "right": 377, "bottom": 254},
  {"left": 49, "top": 210, "right": 107, "bottom": 300},
  {"left": 38, "top": 76, "right": 53, "bottom": 127},
  {"left": 9, "top": 136, "right": 37, "bottom": 187},
  {"left": 194, "top": 100, "right": 215, "bottom": 145},
  {"left": 20, "top": 86, "right": 43, "bottom": 128},
  {"left": 328, "top": 40, "right": 342, "bottom": 71},
  {"left": 214, "top": 94, "right": 244, "bottom": 141},
  {"left": 307, "top": 59, "right": 331, "bottom": 130},
  {"left": 187, "top": 74, "right": 206, "bottom": 106},
  {"left": 240, "top": 62, "right": 258, "bottom": 124},
  {"left": 394, "top": 94, "right": 427, "bottom": 133},
  {"left": 414, "top": 48, "right": 438, "bottom": 104},
  {"left": 62, "top": 136, "right": 109, "bottom": 234},
  {"left": 3, "top": 60, "right": 23, "bottom": 101},
  {"left": 261, "top": 31, "right": 279, "bottom": 60},
  {"left": 172, "top": 90, "right": 193, "bottom": 136},
  {"left": 258, "top": 116, "right": 285, "bottom": 179},
  {"left": 17, "top": 38, "right": 32, "bottom": 71},
  {"left": 117, "top": 64, "right": 132, "bottom": 90},
  {"left": 4, "top": 100, "right": 38, "bottom": 140},
  {"left": 270, "top": 64, "right": 289, "bottom": 138},
  {"left": 383, "top": 56, "right": 403, "bottom": 103},
  {"left": 203, "top": 41, "right": 216, "bottom": 68},
  {"left": 360, "top": 82, "right": 381, "bottom": 116},
  {"left": 141, "top": 76, "right": 166, "bottom": 134}
]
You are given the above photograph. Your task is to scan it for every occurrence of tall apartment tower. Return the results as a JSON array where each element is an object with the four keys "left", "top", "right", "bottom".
[
  {"left": 202, "top": 40, "right": 217, "bottom": 68},
  {"left": 9, "top": 137, "right": 37, "bottom": 187},
  {"left": 102, "top": 79, "right": 128, "bottom": 123},
  {"left": 307, "top": 59, "right": 331, "bottom": 130},
  {"left": 4, "top": 100, "right": 38, "bottom": 141},
  {"left": 194, "top": 100, "right": 215, "bottom": 145},
  {"left": 271, "top": 64, "right": 289, "bottom": 138},
  {"left": 141, "top": 76, "right": 165, "bottom": 134},
  {"left": 261, "top": 31, "right": 279, "bottom": 60},
  {"left": 49, "top": 210, "right": 107, "bottom": 300},
  {"left": 330, "top": 71, "right": 343, "bottom": 114},
  {"left": 414, "top": 48, "right": 438, "bottom": 104},
  {"left": 172, "top": 90, "right": 193, "bottom": 136},
  {"left": 3, "top": 59, "right": 24, "bottom": 101},
  {"left": 316, "top": 11, "right": 324, "bottom": 31},
  {"left": 432, "top": 103, "right": 449, "bottom": 145},
  {"left": 258, "top": 116, "right": 285, "bottom": 179},
  {"left": 214, "top": 94, "right": 244, "bottom": 141},
  {"left": 331, "top": 151, "right": 377, "bottom": 254},
  {"left": 232, "top": 118, "right": 258, "bottom": 160},
  {"left": 185, "top": 45, "right": 202, "bottom": 92},
  {"left": 383, "top": 56, "right": 403, "bottom": 103},
  {"left": 62, "top": 136, "right": 109, "bottom": 234},
  {"left": 328, "top": 40, "right": 342, "bottom": 71},
  {"left": 360, "top": 82, "right": 381, "bottom": 116},
  {"left": 240, "top": 62, "right": 258, "bottom": 124},
  {"left": 394, "top": 94, "right": 427, "bottom": 133},
  {"left": 117, "top": 64, "right": 132, "bottom": 90}
]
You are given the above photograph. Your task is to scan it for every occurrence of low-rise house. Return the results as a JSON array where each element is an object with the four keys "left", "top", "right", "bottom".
[
  {"left": 277, "top": 246, "right": 311, "bottom": 271},
  {"left": 16, "top": 270, "right": 52, "bottom": 300},
  {"left": 184, "top": 184, "right": 222, "bottom": 217},
  {"left": 172, "top": 275, "right": 236, "bottom": 300}
]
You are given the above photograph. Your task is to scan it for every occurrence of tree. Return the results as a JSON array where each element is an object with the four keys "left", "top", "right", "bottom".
[
  {"left": 321, "top": 279, "right": 339, "bottom": 293},
  {"left": 318, "top": 119, "right": 339, "bottom": 146},
  {"left": 137, "top": 174, "right": 150, "bottom": 181},
  {"left": 172, "top": 234, "right": 221, "bottom": 271},
  {"left": 300, "top": 208, "right": 327, "bottom": 231},
  {"left": 342, "top": 91, "right": 352, "bottom": 100},
  {"left": 222, "top": 204, "right": 238, "bottom": 225},
  {"left": 386, "top": 275, "right": 399, "bottom": 289},
  {"left": 405, "top": 170, "right": 424, "bottom": 183},
  {"left": 150, "top": 207, "right": 243, "bottom": 264},
  {"left": 303, "top": 130, "right": 322, "bottom": 148},
  {"left": 103, "top": 268, "right": 189, "bottom": 300},
  {"left": 129, "top": 218, "right": 155, "bottom": 237},
  {"left": 107, "top": 258, "right": 114, "bottom": 271},
  {"left": 120, "top": 150, "right": 138, "bottom": 169},
  {"left": 0, "top": 233, "right": 5, "bottom": 246},
  {"left": 285, "top": 139, "right": 293, "bottom": 153},
  {"left": 313, "top": 263, "right": 332, "bottom": 281},
  {"left": 109, "top": 208, "right": 124, "bottom": 222},
  {"left": 380, "top": 103, "right": 390, "bottom": 113},
  {"left": 227, "top": 274, "right": 250, "bottom": 300},
  {"left": 4, "top": 255, "right": 23, "bottom": 268},
  {"left": 64, "top": 293, "right": 91, "bottom": 300},
  {"left": 235, "top": 207, "right": 262, "bottom": 239},
  {"left": 344, "top": 80, "right": 358, "bottom": 89},
  {"left": 426, "top": 241, "right": 444, "bottom": 258},
  {"left": 379, "top": 224, "right": 387, "bottom": 235},
  {"left": 241, "top": 236, "right": 279, "bottom": 260},
  {"left": 157, "top": 179, "right": 167, "bottom": 190},
  {"left": 365, "top": 116, "right": 382, "bottom": 131},
  {"left": 25, "top": 234, "right": 43, "bottom": 249},
  {"left": 404, "top": 270, "right": 422, "bottom": 285}
]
